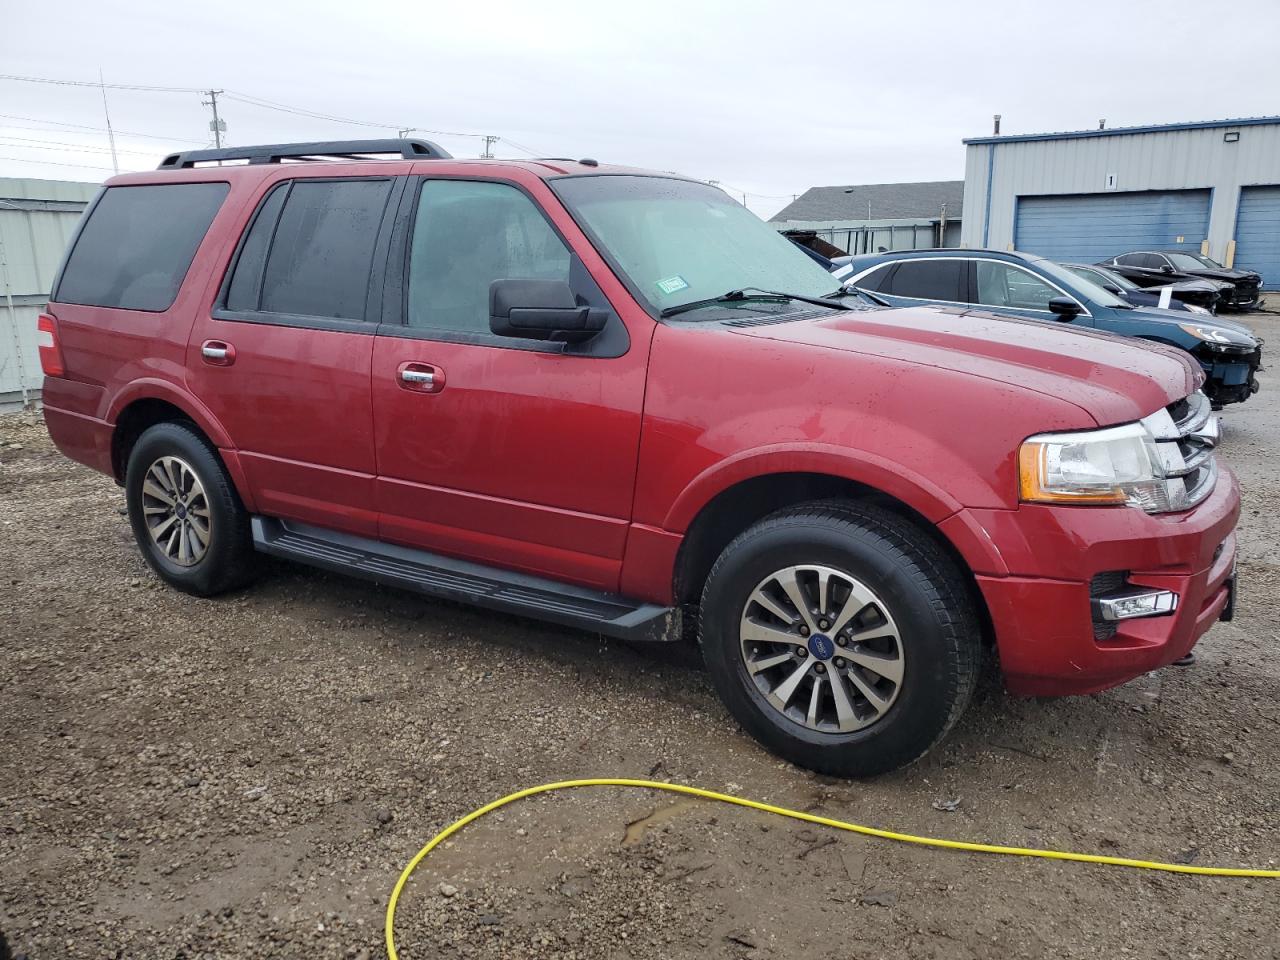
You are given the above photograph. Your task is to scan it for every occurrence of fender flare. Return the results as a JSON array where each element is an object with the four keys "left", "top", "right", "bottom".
[
  {"left": 662, "top": 443, "right": 1008, "bottom": 576},
  {"left": 105, "top": 380, "right": 256, "bottom": 510}
]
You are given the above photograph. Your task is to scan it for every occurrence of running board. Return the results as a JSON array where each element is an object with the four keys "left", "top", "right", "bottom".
[{"left": 251, "top": 517, "right": 680, "bottom": 643}]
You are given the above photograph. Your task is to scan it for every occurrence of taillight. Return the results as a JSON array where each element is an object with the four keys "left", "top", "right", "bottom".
[{"left": 37, "top": 313, "right": 65, "bottom": 377}]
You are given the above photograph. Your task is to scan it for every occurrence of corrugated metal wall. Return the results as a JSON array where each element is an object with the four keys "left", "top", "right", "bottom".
[
  {"left": 0, "top": 178, "right": 98, "bottom": 407},
  {"left": 776, "top": 218, "right": 960, "bottom": 255},
  {"left": 1234, "top": 186, "right": 1280, "bottom": 289},
  {"left": 961, "top": 122, "right": 1280, "bottom": 267},
  {"left": 1013, "top": 190, "right": 1211, "bottom": 262}
]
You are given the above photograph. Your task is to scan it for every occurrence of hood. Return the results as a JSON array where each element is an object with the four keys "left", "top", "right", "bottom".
[
  {"left": 1187, "top": 267, "right": 1262, "bottom": 283},
  {"left": 1162, "top": 278, "right": 1229, "bottom": 293},
  {"left": 1123, "top": 305, "right": 1258, "bottom": 342},
  {"left": 728, "top": 305, "right": 1200, "bottom": 427}
]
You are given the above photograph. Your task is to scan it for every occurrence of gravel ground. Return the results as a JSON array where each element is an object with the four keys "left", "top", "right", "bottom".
[{"left": 2, "top": 313, "right": 1279, "bottom": 960}]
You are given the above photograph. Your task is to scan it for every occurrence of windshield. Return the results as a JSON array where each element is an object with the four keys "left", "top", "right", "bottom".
[
  {"left": 1032, "top": 258, "right": 1130, "bottom": 308},
  {"left": 1191, "top": 253, "right": 1224, "bottom": 269},
  {"left": 551, "top": 175, "right": 839, "bottom": 314},
  {"left": 1167, "top": 252, "right": 1212, "bottom": 271}
]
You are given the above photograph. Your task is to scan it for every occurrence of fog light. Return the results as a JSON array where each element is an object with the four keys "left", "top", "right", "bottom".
[{"left": 1092, "top": 589, "right": 1179, "bottom": 622}]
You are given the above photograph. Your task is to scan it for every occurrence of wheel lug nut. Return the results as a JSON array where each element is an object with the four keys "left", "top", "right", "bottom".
[
  {"left": 836, "top": 637, "right": 847, "bottom": 646},
  {"left": 815, "top": 663, "right": 826, "bottom": 674},
  {"left": 795, "top": 646, "right": 808, "bottom": 658},
  {"left": 818, "top": 620, "right": 829, "bottom": 630},
  {"left": 798, "top": 625, "right": 810, "bottom": 637},
  {"left": 834, "top": 657, "right": 846, "bottom": 669}
]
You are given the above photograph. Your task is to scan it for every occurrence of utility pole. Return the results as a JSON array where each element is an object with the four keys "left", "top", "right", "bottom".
[
  {"left": 202, "top": 90, "right": 225, "bottom": 148},
  {"left": 397, "top": 127, "right": 416, "bottom": 139},
  {"left": 480, "top": 135, "right": 498, "bottom": 159},
  {"left": 98, "top": 68, "right": 120, "bottom": 175}
]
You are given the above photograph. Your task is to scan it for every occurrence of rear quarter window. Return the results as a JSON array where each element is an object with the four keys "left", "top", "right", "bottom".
[{"left": 55, "top": 182, "right": 229, "bottom": 312}]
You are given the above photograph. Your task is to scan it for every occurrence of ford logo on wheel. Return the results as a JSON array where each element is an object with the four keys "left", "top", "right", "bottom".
[{"left": 808, "top": 633, "right": 835, "bottom": 660}]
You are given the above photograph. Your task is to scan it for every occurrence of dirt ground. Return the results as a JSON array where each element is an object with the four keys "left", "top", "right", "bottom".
[{"left": 2, "top": 313, "right": 1279, "bottom": 960}]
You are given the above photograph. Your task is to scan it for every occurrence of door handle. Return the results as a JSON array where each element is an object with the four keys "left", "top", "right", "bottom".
[
  {"left": 201, "top": 340, "right": 235, "bottom": 366},
  {"left": 397, "top": 361, "right": 445, "bottom": 393}
]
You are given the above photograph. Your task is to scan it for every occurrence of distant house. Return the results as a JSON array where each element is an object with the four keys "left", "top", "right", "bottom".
[{"left": 770, "top": 180, "right": 963, "bottom": 256}]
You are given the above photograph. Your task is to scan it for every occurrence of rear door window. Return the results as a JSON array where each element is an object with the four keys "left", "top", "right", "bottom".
[
  {"left": 256, "top": 179, "right": 394, "bottom": 320},
  {"left": 852, "top": 263, "right": 894, "bottom": 291},
  {"left": 56, "top": 182, "right": 228, "bottom": 312},
  {"left": 882, "top": 259, "right": 965, "bottom": 301}
]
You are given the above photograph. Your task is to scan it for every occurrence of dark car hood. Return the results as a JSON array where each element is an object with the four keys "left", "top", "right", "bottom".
[
  {"left": 1161, "top": 278, "right": 1230, "bottom": 293},
  {"left": 1186, "top": 267, "right": 1262, "bottom": 283},
  {"left": 728, "top": 304, "right": 1200, "bottom": 426}
]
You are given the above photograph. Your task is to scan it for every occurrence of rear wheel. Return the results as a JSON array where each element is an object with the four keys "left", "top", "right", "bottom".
[
  {"left": 125, "top": 422, "right": 255, "bottom": 596},
  {"left": 699, "top": 501, "right": 981, "bottom": 777}
]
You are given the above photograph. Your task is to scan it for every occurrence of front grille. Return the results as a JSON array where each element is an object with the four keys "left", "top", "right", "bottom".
[
  {"left": 1232, "top": 280, "right": 1259, "bottom": 304},
  {"left": 1141, "top": 392, "right": 1219, "bottom": 512}
]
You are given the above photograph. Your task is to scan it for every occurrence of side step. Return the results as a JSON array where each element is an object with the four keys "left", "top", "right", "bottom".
[{"left": 251, "top": 517, "right": 680, "bottom": 643}]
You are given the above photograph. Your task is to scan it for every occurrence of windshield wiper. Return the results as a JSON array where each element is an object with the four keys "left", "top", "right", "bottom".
[
  {"left": 659, "top": 287, "right": 851, "bottom": 319},
  {"left": 828, "top": 285, "right": 890, "bottom": 308}
]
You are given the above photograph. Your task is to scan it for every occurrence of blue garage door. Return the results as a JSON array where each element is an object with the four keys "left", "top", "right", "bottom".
[
  {"left": 1014, "top": 190, "right": 1211, "bottom": 262},
  {"left": 1234, "top": 186, "right": 1280, "bottom": 289}
]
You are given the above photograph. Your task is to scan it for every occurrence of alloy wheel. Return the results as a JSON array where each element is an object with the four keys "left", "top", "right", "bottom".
[
  {"left": 739, "top": 564, "right": 905, "bottom": 733},
  {"left": 140, "top": 455, "right": 211, "bottom": 567}
]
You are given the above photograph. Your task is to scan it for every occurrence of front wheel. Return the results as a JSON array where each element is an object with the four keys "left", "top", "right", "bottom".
[{"left": 699, "top": 501, "right": 981, "bottom": 777}]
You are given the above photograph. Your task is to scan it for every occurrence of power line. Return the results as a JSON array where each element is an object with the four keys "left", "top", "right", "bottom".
[
  {"left": 0, "top": 136, "right": 160, "bottom": 157},
  {"left": 0, "top": 154, "right": 129, "bottom": 173},
  {"left": 0, "top": 113, "right": 207, "bottom": 145},
  {"left": 220, "top": 90, "right": 490, "bottom": 141},
  {"left": 0, "top": 73, "right": 202, "bottom": 93}
]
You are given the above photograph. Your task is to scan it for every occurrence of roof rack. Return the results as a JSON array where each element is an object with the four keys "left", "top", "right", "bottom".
[{"left": 157, "top": 138, "right": 452, "bottom": 170}]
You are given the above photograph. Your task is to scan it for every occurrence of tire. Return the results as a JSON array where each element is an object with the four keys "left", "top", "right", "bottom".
[
  {"left": 698, "top": 500, "right": 980, "bottom": 777},
  {"left": 124, "top": 421, "right": 256, "bottom": 596}
]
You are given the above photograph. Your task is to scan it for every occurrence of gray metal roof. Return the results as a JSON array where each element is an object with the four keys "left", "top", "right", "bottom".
[
  {"left": 963, "top": 115, "right": 1280, "bottom": 145},
  {"left": 770, "top": 180, "right": 963, "bottom": 223}
]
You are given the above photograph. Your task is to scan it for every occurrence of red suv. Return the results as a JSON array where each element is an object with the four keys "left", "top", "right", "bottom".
[{"left": 40, "top": 139, "right": 1240, "bottom": 775}]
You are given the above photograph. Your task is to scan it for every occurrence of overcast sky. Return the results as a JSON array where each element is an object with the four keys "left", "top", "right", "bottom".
[{"left": 5, "top": 0, "right": 1280, "bottom": 218}]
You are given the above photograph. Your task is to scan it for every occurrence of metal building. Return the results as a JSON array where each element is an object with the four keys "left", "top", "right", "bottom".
[
  {"left": 0, "top": 178, "right": 97, "bottom": 409},
  {"left": 771, "top": 181, "right": 963, "bottom": 255},
  {"left": 961, "top": 117, "right": 1280, "bottom": 288}
]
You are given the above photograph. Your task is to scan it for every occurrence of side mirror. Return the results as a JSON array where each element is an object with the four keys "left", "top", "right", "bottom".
[
  {"left": 1159, "top": 264, "right": 1175, "bottom": 274},
  {"left": 1047, "top": 296, "right": 1082, "bottom": 320},
  {"left": 489, "top": 278, "right": 607, "bottom": 343}
]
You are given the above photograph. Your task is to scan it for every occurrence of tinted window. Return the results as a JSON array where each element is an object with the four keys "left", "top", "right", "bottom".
[
  {"left": 854, "top": 263, "right": 894, "bottom": 291},
  {"left": 407, "top": 180, "right": 570, "bottom": 333},
  {"left": 1166, "top": 252, "right": 1206, "bottom": 271},
  {"left": 1114, "top": 253, "right": 1141, "bottom": 266},
  {"left": 57, "top": 183, "right": 228, "bottom": 312},
  {"left": 258, "top": 179, "right": 393, "bottom": 320},
  {"left": 882, "top": 259, "right": 964, "bottom": 301},
  {"left": 1137, "top": 253, "right": 1165, "bottom": 269},
  {"left": 225, "top": 184, "right": 288, "bottom": 312},
  {"left": 975, "top": 262, "right": 1059, "bottom": 310}
]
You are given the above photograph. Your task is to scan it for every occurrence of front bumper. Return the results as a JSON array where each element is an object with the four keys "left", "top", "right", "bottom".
[
  {"left": 1198, "top": 344, "right": 1263, "bottom": 406},
  {"left": 969, "top": 466, "right": 1240, "bottom": 696}
]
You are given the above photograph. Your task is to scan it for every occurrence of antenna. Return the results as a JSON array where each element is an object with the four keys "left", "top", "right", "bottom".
[{"left": 98, "top": 68, "right": 120, "bottom": 174}]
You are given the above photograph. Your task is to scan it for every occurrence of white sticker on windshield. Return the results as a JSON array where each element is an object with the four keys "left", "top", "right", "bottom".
[{"left": 656, "top": 275, "right": 689, "bottom": 295}]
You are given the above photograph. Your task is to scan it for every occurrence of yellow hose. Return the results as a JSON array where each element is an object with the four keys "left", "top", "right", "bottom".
[{"left": 384, "top": 777, "right": 1279, "bottom": 960}]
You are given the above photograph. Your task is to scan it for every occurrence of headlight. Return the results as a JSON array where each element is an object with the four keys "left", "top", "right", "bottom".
[
  {"left": 1019, "top": 422, "right": 1166, "bottom": 509},
  {"left": 1178, "top": 322, "right": 1254, "bottom": 348},
  {"left": 1184, "top": 304, "right": 1211, "bottom": 315}
]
